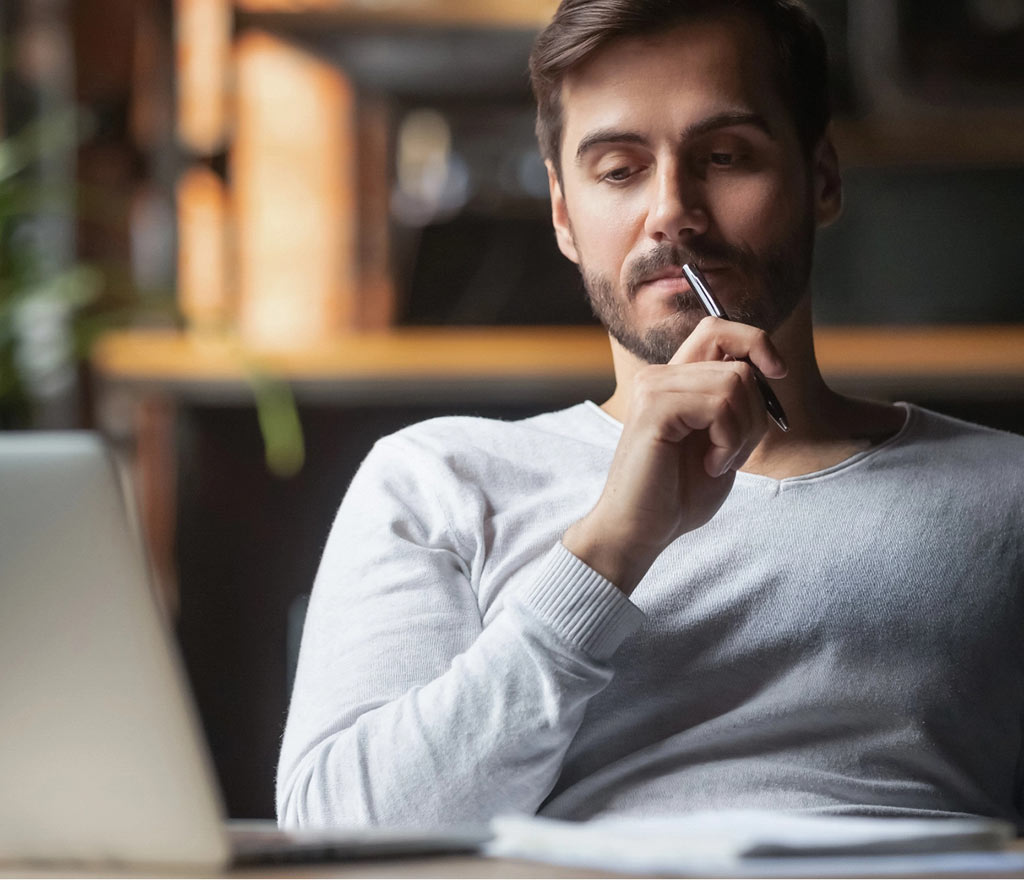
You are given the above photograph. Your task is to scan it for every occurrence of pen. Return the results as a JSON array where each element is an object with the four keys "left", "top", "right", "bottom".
[{"left": 681, "top": 263, "right": 789, "bottom": 432}]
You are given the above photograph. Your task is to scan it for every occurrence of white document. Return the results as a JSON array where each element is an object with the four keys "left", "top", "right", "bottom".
[{"left": 486, "top": 811, "right": 1022, "bottom": 876}]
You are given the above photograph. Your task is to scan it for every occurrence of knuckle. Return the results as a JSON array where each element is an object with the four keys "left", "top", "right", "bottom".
[
  {"left": 726, "top": 365, "right": 749, "bottom": 392},
  {"left": 731, "top": 358, "right": 752, "bottom": 374},
  {"left": 751, "top": 329, "right": 774, "bottom": 357},
  {"left": 712, "top": 395, "right": 734, "bottom": 421}
]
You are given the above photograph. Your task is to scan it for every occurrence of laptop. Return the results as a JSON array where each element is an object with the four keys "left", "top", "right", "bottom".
[{"left": 0, "top": 432, "right": 489, "bottom": 870}]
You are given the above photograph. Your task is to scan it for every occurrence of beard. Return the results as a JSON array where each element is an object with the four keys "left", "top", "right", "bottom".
[{"left": 579, "top": 217, "right": 815, "bottom": 365}]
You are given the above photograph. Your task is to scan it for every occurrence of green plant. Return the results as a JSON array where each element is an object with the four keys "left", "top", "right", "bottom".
[
  {"left": 0, "top": 108, "right": 304, "bottom": 475},
  {"left": 0, "top": 108, "right": 101, "bottom": 428}
]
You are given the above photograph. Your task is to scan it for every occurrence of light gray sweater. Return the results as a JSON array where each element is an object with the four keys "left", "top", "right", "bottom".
[{"left": 277, "top": 402, "right": 1024, "bottom": 830}]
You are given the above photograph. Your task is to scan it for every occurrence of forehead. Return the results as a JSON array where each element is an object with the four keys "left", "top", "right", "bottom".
[{"left": 559, "top": 15, "right": 792, "bottom": 157}]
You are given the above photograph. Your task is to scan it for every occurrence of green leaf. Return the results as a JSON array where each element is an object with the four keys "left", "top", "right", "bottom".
[
  {"left": 0, "top": 107, "right": 92, "bottom": 183},
  {"left": 246, "top": 369, "right": 306, "bottom": 478}
]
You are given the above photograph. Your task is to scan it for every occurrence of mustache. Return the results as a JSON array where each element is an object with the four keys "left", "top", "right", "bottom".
[{"left": 625, "top": 241, "right": 757, "bottom": 300}]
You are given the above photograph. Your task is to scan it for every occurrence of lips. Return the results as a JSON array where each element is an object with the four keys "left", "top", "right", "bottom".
[
  {"left": 640, "top": 265, "right": 728, "bottom": 286},
  {"left": 641, "top": 266, "right": 684, "bottom": 283},
  {"left": 635, "top": 273, "right": 699, "bottom": 304}
]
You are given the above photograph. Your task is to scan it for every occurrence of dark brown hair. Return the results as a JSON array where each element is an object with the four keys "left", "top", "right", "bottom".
[{"left": 529, "top": 0, "right": 831, "bottom": 175}]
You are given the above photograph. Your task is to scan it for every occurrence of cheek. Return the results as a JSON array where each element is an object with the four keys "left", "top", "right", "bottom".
[
  {"left": 715, "top": 176, "right": 801, "bottom": 244},
  {"left": 568, "top": 192, "right": 640, "bottom": 264}
]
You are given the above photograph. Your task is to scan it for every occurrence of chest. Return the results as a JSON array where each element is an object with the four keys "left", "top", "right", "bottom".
[{"left": 628, "top": 479, "right": 1024, "bottom": 699}]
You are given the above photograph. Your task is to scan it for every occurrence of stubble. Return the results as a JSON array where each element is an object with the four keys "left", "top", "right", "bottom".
[{"left": 578, "top": 222, "right": 815, "bottom": 365}]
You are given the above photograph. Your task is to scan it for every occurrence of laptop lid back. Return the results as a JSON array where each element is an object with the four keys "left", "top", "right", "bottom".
[{"left": 0, "top": 432, "right": 230, "bottom": 868}]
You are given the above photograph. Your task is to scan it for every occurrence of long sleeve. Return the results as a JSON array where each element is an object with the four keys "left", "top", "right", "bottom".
[{"left": 276, "top": 431, "right": 644, "bottom": 829}]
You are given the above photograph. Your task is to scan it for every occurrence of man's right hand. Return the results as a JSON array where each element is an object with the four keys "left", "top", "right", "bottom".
[{"left": 562, "top": 316, "right": 788, "bottom": 596}]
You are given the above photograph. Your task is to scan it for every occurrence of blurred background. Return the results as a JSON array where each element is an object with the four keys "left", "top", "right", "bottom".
[{"left": 1, "top": 0, "right": 1022, "bottom": 819}]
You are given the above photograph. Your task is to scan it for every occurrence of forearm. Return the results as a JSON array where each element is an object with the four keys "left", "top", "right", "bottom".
[{"left": 277, "top": 544, "right": 644, "bottom": 828}]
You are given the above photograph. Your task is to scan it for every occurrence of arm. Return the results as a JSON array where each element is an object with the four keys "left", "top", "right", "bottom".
[{"left": 276, "top": 435, "right": 644, "bottom": 829}]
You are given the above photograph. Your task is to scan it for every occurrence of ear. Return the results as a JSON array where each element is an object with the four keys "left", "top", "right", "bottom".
[
  {"left": 547, "top": 160, "right": 580, "bottom": 264},
  {"left": 812, "top": 133, "right": 843, "bottom": 228}
]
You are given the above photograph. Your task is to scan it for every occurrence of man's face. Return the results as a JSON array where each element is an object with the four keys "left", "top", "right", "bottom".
[{"left": 548, "top": 14, "right": 839, "bottom": 364}]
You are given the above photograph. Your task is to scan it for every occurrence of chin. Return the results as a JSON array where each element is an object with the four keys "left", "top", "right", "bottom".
[
  {"left": 652, "top": 306, "right": 704, "bottom": 340},
  {"left": 615, "top": 311, "right": 704, "bottom": 365}
]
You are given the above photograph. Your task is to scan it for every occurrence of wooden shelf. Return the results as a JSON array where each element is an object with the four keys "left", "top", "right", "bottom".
[
  {"left": 92, "top": 325, "right": 1024, "bottom": 401},
  {"left": 233, "top": 0, "right": 557, "bottom": 28},
  {"left": 92, "top": 326, "right": 610, "bottom": 380},
  {"left": 91, "top": 327, "right": 615, "bottom": 404},
  {"left": 814, "top": 325, "right": 1024, "bottom": 378},
  {"left": 813, "top": 325, "right": 1024, "bottom": 397},
  {"left": 832, "top": 113, "right": 1024, "bottom": 167}
]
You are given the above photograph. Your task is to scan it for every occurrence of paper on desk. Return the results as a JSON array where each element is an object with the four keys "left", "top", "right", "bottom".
[{"left": 486, "top": 810, "right": 1019, "bottom": 876}]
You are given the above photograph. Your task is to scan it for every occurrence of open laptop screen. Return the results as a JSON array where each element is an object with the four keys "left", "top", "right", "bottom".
[{"left": 0, "top": 432, "right": 230, "bottom": 868}]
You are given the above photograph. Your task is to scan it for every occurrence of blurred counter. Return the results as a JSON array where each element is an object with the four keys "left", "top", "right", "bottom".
[{"left": 93, "top": 324, "right": 1024, "bottom": 401}]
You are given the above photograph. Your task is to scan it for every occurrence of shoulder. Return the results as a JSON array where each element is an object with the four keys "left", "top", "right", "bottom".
[
  {"left": 372, "top": 402, "right": 616, "bottom": 468},
  {"left": 898, "top": 403, "right": 1024, "bottom": 486},
  {"left": 905, "top": 404, "right": 1024, "bottom": 453},
  {"left": 340, "top": 402, "right": 615, "bottom": 550}
]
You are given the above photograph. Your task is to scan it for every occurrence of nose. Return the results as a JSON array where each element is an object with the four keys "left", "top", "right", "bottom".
[{"left": 643, "top": 161, "right": 709, "bottom": 243}]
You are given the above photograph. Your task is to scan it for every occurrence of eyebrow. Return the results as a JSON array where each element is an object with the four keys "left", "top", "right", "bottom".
[{"left": 573, "top": 112, "right": 775, "bottom": 165}]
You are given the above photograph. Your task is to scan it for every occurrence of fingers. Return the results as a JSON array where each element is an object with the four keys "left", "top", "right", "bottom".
[
  {"left": 630, "top": 360, "right": 768, "bottom": 477},
  {"left": 669, "top": 316, "right": 788, "bottom": 379},
  {"left": 573, "top": 331, "right": 776, "bottom": 580}
]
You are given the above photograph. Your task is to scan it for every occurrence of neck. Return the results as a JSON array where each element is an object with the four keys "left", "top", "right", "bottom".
[{"left": 600, "top": 298, "right": 904, "bottom": 479}]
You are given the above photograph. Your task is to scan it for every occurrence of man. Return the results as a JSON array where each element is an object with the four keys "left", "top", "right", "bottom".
[{"left": 277, "top": 0, "right": 1024, "bottom": 829}]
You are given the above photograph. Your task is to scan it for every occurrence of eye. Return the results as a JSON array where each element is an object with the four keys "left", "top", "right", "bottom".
[
  {"left": 709, "top": 152, "right": 735, "bottom": 167},
  {"left": 600, "top": 165, "right": 638, "bottom": 183}
]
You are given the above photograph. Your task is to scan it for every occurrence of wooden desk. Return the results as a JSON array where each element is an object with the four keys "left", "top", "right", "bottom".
[
  {"left": 6, "top": 847, "right": 1024, "bottom": 878},
  {"left": 0, "top": 855, "right": 614, "bottom": 878}
]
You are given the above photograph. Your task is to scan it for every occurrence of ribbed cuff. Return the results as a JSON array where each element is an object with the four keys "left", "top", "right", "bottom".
[{"left": 512, "top": 543, "right": 646, "bottom": 660}]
